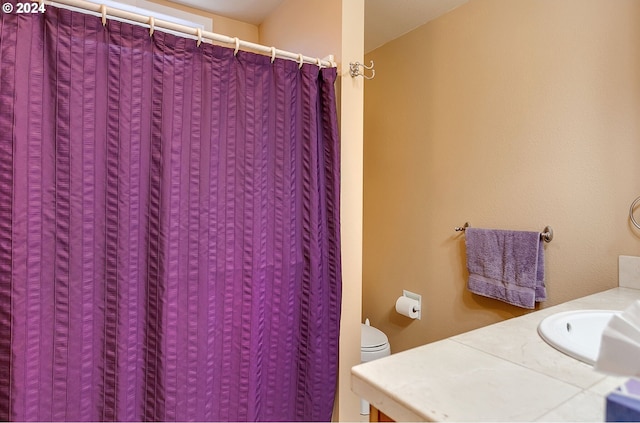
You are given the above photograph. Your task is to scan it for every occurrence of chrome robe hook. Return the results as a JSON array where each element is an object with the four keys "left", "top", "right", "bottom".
[{"left": 349, "top": 60, "right": 375, "bottom": 79}]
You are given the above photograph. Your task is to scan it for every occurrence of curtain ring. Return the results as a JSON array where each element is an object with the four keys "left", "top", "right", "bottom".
[
  {"left": 270, "top": 47, "right": 276, "bottom": 64},
  {"left": 234, "top": 37, "right": 240, "bottom": 56},
  {"left": 297, "top": 54, "right": 304, "bottom": 69},
  {"left": 196, "top": 28, "right": 202, "bottom": 47},
  {"left": 148, "top": 16, "right": 155, "bottom": 37},
  {"left": 100, "top": 4, "right": 107, "bottom": 27}
]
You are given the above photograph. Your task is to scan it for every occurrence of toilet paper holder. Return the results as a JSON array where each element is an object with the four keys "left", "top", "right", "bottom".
[{"left": 396, "top": 290, "right": 422, "bottom": 320}]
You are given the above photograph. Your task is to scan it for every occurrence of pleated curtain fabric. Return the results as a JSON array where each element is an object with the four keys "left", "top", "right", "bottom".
[{"left": 0, "top": 5, "right": 341, "bottom": 422}]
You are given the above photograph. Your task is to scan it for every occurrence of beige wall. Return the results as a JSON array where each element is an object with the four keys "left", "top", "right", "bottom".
[
  {"left": 261, "top": 1, "right": 364, "bottom": 421},
  {"left": 259, "top": 0, "right": 341, "bottom": 64},
  {"left": 146, "top": 0, "right": 259, "bottom": 41},
  {"left": 363, "top": 0, "right": 640, "bottom": 354},
  {"left": 336, "top": 1, "right": 365, "bottom": 421}
]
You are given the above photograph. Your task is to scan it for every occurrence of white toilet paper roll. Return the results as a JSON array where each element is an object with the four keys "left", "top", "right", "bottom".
[{"left": 395, "top": 296, "right": 420, "bottom": 319}]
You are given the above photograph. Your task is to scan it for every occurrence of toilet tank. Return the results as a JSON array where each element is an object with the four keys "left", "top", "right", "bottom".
[{"left": 361, "top": 323, "right": 390, "bottom": 362}]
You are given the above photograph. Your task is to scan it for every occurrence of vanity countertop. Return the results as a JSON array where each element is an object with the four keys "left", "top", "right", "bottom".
[{"left": 351, "top": 287, "right": 640, "bottom": 422}]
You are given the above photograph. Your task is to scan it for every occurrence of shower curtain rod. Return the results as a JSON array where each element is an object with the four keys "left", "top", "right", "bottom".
[{"left": 42, "top": 0, "right": 337, "bottom": 68}]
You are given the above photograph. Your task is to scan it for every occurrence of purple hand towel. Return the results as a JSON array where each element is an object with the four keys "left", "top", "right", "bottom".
[{"left": 465, "top": 228, "right": 546, "bottom": 309}]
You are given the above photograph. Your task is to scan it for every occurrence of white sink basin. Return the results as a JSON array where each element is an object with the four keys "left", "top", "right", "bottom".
[{"left": 537, "top": 309, "right": 619, "bottom": 365}]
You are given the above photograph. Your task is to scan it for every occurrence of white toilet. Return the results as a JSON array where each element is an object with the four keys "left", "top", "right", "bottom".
[{"left": 360, "top": 319, "right": 391, "bottom": 415}]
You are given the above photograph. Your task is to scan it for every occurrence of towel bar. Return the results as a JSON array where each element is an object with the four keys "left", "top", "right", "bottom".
[{"left": 455, "top": 222, "right": 553, "bottom": 243}]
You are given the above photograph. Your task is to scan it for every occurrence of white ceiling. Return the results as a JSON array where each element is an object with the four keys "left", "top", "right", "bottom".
[{"left": 166, "top": 0, "right": 469, "bottom": 53}]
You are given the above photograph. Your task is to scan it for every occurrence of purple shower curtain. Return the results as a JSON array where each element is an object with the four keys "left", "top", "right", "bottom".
[{"left": 0, "top": 5, "right": 341, "bottom": 422}]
